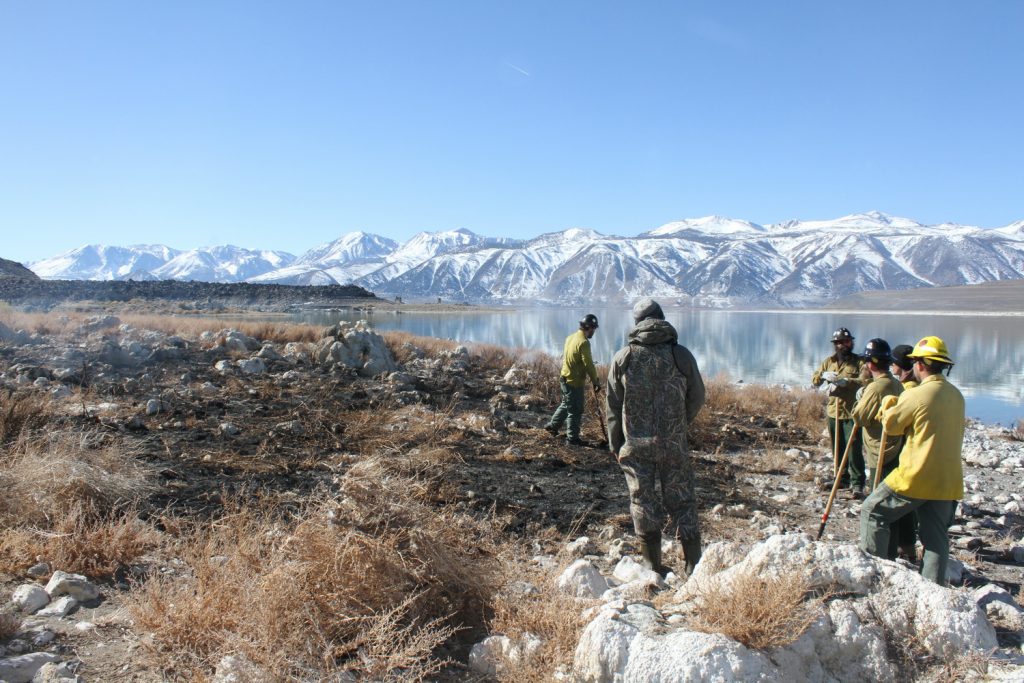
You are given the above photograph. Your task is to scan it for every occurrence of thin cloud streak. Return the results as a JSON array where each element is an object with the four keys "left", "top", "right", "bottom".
[{"left": 503, "top": 61, "right": 531, "bottom": 77}]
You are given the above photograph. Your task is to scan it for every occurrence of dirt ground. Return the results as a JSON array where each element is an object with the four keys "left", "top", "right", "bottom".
[{"left": 1, "top": 313, "right": 1021, "bottom": 681}]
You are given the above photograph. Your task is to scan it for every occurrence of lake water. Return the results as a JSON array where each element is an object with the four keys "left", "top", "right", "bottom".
[{"left": 297, "top": 307, "right": 1024, "bottom": 426}]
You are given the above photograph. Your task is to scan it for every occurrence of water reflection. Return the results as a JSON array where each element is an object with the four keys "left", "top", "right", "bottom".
[{"left": 296, "top": 308, "right": 1024, "bottom": 425}]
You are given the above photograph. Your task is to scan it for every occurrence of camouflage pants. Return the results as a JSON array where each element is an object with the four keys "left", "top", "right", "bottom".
[{"left": 617, "top": 440, "right": 699, "bottom": 541}]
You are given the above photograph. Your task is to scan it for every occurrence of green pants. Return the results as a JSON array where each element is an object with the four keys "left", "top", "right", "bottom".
[
  {"left": 867, "top": 457, "right": 918, "bottom": 560},
  {"left": 829, "top": 416, "right": 864, "bottom": 489},
  {"left": 860, "top": 482, "right": 956, "bottom": 586},
  {"left": 547, "top": 377, "right": 585, "bottom": 441}
]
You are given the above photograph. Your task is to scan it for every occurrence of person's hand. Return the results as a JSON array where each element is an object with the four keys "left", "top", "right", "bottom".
[
  {"left": 822, "top": 371, "right": 839, "bottom": 384},
  {"left": 835, "top": 377, "right": 849, "bottom": 387}
]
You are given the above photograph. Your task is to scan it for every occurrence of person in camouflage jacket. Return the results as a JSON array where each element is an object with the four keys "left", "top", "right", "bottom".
[{"left": 606, "top": 299, "right": 705, "bottom": 576}]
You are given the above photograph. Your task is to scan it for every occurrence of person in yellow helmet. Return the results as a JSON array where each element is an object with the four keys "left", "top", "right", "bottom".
[
  {"left": 859, "top": 336, "right": 963, "bottom": 585},
  {"left": 544, "top": 313, "right": 601, "bottom": 446}
]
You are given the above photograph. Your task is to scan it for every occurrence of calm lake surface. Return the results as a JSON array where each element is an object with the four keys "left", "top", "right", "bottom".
[{"left": 297, "top": 308, "right": 1024, "bottom": 426}]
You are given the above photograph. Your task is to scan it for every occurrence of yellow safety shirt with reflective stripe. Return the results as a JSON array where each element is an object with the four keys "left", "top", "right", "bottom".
[{"left": 880, "top": 374, "right": 964, "bottom": 500}]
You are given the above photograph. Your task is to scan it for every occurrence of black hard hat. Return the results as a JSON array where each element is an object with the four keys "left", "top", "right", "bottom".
[
  {"left": 580, "top": 313, "right": 599, "bottom": 329},
  {"left": 890, "top": 344, "right": 915, "bottom": 371},
  {"left": 831, "top": 327, "right": 854, "bottom": 342},
  {"left": 860, "top": 338, "right": 892, "bottom": 365}
]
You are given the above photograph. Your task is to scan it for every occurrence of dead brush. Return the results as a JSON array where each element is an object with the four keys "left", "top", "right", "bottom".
[
  {"left": 0, "top": 504, "right": 161, "bottom": 578},
  {"left": 0, "top": 389, "right": 54, "bottom": 445},
  {"left": 687, "top": 568, "right": 819, "bottom": 650},
  {"left": 126, "top": 462, "right": 505, "bottom": 680},
  {"left": 0, "top": 431, "right": 156, "bottom": 527},
  {"left": 0, "top": 607, "right": 22, "bottom": 640},
  {"left": 488, "top": 570, "right": 596, "bottom": 683}
]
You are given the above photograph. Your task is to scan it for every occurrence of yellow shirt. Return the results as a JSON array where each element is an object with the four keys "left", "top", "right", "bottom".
[
  {"left": 560, "top": 330, "right": 599, "bottom": 388},
  {"left": 881, "top": 374, "right": 964, "bottom": 500},
  {"left": 852, "top": 373, "right": 903, "bottom": 468}
]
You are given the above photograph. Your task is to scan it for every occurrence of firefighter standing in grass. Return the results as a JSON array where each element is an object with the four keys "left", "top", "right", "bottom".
[
  {"left": 860, "top": 336, "right": 964, "bottom": 586},
  {"left": 811, "top": 327, "right": 867, "bottom": 497},
  {"left": 606, "top": 299, "right": 705, "bottom": 576},
  {"left": 851, "top": 338, "right": 914, "bottom": 559},
  {"left": 544, "top": 314, "right": 601, "bottom": 446}
]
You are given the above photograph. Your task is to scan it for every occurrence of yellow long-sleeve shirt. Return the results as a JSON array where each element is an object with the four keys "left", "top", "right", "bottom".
[
  {"left": 560, "top": 330, "right": 599, "bottom": 388},
  {"left": 852, "top": 373, "right": 903, "bottom": 468},
  {"left": 880, "top": 374, "right": 964, "bottom": 500}
]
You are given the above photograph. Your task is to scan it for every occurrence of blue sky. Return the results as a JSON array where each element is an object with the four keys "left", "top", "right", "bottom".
[{"left": 2, "top": 1, "right": 1022, "bottom": 262}]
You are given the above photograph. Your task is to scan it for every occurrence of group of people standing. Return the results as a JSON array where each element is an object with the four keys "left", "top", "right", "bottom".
[
  {"left": 814, "top": 328, "right": 965, "bottom": 585},
  {"left": 543, "top": 307, "right": 964, "bottom": 587}
]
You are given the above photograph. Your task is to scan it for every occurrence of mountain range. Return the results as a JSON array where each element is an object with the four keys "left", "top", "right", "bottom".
[{"left": 25, "top": 211, "right": 1024, "bottom": 307}]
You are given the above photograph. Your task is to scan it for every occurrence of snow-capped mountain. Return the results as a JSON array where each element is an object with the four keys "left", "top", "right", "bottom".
[
  {"left": 31, "top": 245, "right": 181, "bottom": 280},
  {"left": 150, "top": 246, "right": 295, "bottom": 282},
  {"left": 30, "top": 244, "right": 294, "bottom": 282},
  {"left": 28, "top": 212, "right": 1024, "bottom": 306}
]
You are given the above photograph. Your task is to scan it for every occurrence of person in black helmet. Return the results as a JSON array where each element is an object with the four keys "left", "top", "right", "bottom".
[
  {"left": 811, "top": 327, "right": 867, "bottom": 497},
  {"left": 544, "top": 313, "right": 601, "bottom": 446}
]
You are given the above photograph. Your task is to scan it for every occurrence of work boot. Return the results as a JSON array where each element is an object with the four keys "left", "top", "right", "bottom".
[
  {"left": 639, "top": 531, "right": 664, "bottom": 576},
  {"left": 681, "top": 537, "right": 702, "bottom": 576},
  {"left": 898, "top": 544, "right": 918, "bottom": 564},
  {"left": 544, "top": 423, "right": 559, "bottom": 437},
  {"left": 566, "top": 437, "right": 587, "bottom": 447}
]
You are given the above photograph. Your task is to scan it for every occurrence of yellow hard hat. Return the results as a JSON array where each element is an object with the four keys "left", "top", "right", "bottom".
[{"left": 906, "top": 336, "right": 954, "bottom": 365}]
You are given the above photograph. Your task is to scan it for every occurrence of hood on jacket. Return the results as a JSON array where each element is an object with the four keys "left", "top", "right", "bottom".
[{"left": 628, "top": 318, "right": 678, "bottom": 346}]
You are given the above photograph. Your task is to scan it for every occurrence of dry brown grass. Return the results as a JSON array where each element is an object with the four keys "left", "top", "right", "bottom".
[
  {"left": 693, "top": 375, "right": 824, "bottom": 439},
  {"left": 118, "top": 314, "right": 322, "bottom": 343},
  {"left": 0, "top": 506, "right": 160, "bottom": 578},
  {"left": 687, "top": 569, "right": 819, "bottom": 650},
  {"left": 0, "top": 389, "right": 54, "bottom": 444},
  {"left": 126, "top": 458, "right": 506, "bottom": 681},
  {"left": 488, "top": 572, "right": 595, "bottom": 683},
  {"left": 0, "top": 430, "right": 159, "bottom": 577},
  {"left": 0, "top": 432, "right": 156, "bottom": 527},
  {"left": 0, "top": 608, "right": 22, "bottom": 640}
]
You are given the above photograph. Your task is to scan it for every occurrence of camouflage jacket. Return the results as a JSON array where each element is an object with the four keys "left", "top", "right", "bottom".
[
  {"left": 811, "top": 353, "right": 865, "bottom": 419},
  {"left": 606, "top": 319, "right": 705, "bottom": 455}
]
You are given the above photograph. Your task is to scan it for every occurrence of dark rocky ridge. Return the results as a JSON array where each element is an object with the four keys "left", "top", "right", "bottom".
[
  {"left": 0, "top": 277, "right": 377, "bottom": 310},
  {"left": 0, "top": 257, "right": 39, "bottom": 280}
]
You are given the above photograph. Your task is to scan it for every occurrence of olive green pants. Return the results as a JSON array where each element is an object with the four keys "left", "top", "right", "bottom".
[
  {"left": 867, "top": 458, "right": 918, "bottom": 560},
  {"left": 547, "top": 377, "right": 585, "bottom": 441},
  {"left": 860, "top": 482, "right": 956, "bottom": 586},
  {"left": 829, "top": 416, "right": 864, "bottom": 489}
]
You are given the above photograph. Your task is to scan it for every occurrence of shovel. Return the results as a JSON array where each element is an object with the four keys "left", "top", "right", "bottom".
[{"left": 817, "top": 422, "right": 859, "bottom": 541}]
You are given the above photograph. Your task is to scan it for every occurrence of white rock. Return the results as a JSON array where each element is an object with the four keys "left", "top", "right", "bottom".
[
  {"left": 985, "top": 601, "right": 1024, "bottom": 632},
  {"left": 31, "top": 661, "right": 81, "bottom": 683},
  {"left": 1005, "top": 500, "right": 1022, "bottom": 514},
  {"left": 565, "top": 536, "right": 596, "bottom": 558},
  {"left": 612, "top": 556, "right": 661, "bottom": 585},
  {"left": 35, "top": 596, "right": 77, "bottom": 618},
  {"left": 573, "top": 610, "right": 781, "bottom": 682},
  {"left": 219, "top": 422, "right": 240, "bottom": 437},
  {"left": 72, "top": 622, "right": 95, "bottom": 632},
  {"left": 973, "top": 583, "right": 1019, "bottom": 610},
  {"left": 0, "top": 653, "right": 60, "bottom": 683},
  {"left": 145, "top": 399, "right": 161, "bottom": 415},
  {"left": 318, "top": 322, "right": 397, "bottom": 377},
  {"left": 26, "top": 563, "right": 50, "bottom": 579},
  {"left": 11, "top": 585, "right": 49, "bottom": 614},
  {"left": 557, "top": 560, "right": 609, "bottom": 599},
  {"left": 212, "top": 654, "right": 273, "bottom": 683},
  {"left": 30, "top": 631, "right": 55, "bottom": 647},
  {"left": 213, "top": 360, "right": 233, "bottom": 375},
  {"left": 44, "top": 572, "right": 99, "bottom": 602},
  {"left": 256, "top": 344, "right": 283, "bottom": 361},
  {"left": 469, "top": 634, "right": 543, "bottom": 677},
  {"left": 237, "top": 357, "right": 266, "bottom": 375},
  {"left": 49, "top": 385, "right": 72, "bottom": 399}
]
